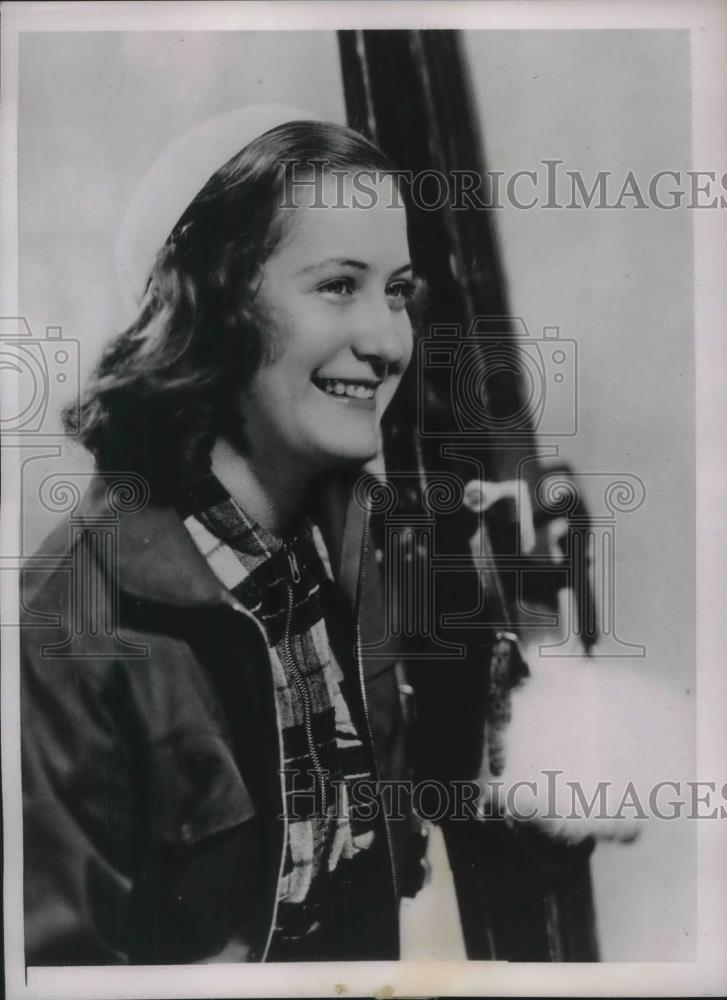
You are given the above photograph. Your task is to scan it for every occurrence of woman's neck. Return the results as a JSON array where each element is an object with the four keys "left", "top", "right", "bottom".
[{"left": 209, "top": 437, "right": 311, "bottom": 536}]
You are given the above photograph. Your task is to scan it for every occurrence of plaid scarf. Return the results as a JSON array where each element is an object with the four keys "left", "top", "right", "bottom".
[{"left": 181, "top": 473, "right": 375, "bottom": 945}]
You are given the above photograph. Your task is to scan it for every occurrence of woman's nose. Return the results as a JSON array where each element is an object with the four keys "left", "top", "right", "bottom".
[{"left": 351, "top": 298, "right": 413, "bottom": 372}]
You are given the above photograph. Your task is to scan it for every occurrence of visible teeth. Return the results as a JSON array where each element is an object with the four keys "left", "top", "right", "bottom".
[{"left": 320, "top": 379, "right": 375, "bottom": 400}]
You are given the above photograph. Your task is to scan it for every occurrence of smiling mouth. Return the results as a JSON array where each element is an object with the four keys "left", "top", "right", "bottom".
[{"left": 311, "top": 377, "right": 380, "bottom": 401}]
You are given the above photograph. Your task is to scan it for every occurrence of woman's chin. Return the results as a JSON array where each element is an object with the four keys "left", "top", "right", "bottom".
[
  {"left": 329, "top": 446, "right": 379, "bottom": 469},
  {"left": 313, "top": 437, "right": 380, "bottom": 470}
]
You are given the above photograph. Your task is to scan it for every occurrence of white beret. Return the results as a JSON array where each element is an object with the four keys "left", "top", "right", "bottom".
[{"left": 115, "top": 104, "right": 321, "bottom": 316}]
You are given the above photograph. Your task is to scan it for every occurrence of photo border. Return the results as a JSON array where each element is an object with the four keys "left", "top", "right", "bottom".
[{"left": 2, "top": 2, "right": 725, "bottom": 997}]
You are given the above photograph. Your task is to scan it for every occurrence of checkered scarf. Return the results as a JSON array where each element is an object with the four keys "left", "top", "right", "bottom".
[{"left": 181, "top": 473, "right": 375, "bottom": 944}]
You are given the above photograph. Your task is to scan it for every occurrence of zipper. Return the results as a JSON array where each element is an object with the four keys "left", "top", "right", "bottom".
[
  {"left": 355, "top": 506, "right": 399, "bottom": 902},
  {"left": 281, "top": 547, "right": 329, "bottom": 818},
  {"left": 230, "top": 559, "right": 331, "bottom": 963},
  {"left": 287, "top": 548, "right": 301, "bottom": 585},
  {"left": 226, "top": 596, "right": 287, "bottom": 964}
]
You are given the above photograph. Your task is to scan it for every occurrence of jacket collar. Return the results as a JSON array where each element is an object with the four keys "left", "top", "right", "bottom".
[
  {"left": 77, "top": 476, "right": 230, "bottom": 607},
  {"left": 78, "top": 472, "right": 368, "bottom": 612}
]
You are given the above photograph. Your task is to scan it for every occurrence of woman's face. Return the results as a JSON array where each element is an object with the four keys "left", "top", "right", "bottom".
[{"left": 238, "top": 171, "right": 415, "bottom": 473}]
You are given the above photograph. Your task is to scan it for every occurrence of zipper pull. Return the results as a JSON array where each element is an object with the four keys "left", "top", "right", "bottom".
[{"left": 287, "top": 548, "right": 301, "bottom": 584}]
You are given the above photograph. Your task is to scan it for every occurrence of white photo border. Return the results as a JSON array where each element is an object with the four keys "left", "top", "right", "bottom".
[{"left": 2, "top": 2, "right": 725, "bottom": 997}]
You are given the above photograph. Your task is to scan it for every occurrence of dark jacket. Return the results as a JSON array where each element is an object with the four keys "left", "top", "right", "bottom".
[{"left": 21, "top": 473, "right": 412, "bottom": 965}]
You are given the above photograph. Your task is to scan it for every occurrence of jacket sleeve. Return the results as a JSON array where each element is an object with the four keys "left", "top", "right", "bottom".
[{"left": 21, "top": 634, "right": 137, "bottom": 965}]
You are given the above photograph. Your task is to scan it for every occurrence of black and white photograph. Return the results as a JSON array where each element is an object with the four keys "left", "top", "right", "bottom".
[{"left": 1, "top": 2, "right": 726, "bottom": 997}]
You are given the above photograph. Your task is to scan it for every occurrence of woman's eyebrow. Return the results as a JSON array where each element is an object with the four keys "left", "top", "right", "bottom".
[
  {"left": 296, "top": 258, "right": 413, "bottom": 276},
  {"left": 296, "top": 257, "right": 367, "bottom": 275}
]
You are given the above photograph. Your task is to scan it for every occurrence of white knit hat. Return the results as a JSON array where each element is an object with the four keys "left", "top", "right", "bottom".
[{"left": 115, "top": 104, "right": 321, "bottom": 316}]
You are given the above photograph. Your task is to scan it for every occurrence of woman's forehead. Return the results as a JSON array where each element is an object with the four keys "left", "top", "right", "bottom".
[{"left": 273, "top": 171, "right": 410, "bottom": 269}]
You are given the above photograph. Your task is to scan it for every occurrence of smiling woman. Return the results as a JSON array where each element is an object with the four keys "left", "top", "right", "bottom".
[
  {"left": 20, "top": 106, "right": 428, "bottom": 965},
  {"left": 216, "top": 171, "right": 416, "bottom": 529}
]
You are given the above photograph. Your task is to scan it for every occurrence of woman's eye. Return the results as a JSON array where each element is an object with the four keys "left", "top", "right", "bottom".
[
  {"left": 385, "top": 278, "right": 418, "bottom": 309},
  {"left": 318, "top": 277, "right": 355, "bottom": 297}
]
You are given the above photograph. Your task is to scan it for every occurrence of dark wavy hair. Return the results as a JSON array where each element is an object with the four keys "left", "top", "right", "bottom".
[{"left": 64, "top": 120, "right": 397, "bottom": 497}]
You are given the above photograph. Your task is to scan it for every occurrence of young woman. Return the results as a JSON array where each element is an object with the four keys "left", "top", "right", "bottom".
[{"left": 21, "top": 106, "right": 427, "bottom": 965}]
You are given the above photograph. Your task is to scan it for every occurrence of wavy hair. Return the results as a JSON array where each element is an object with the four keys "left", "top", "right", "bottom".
[{"left": 65, "top": 121, "right": 396, "bottom": 498}]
